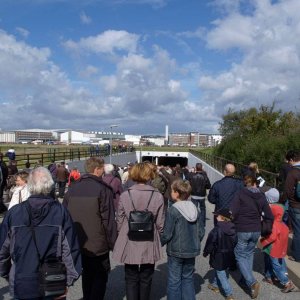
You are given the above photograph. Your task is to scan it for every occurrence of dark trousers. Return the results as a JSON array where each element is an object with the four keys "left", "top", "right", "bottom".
[
  {"left": 82, "top": 253, "right": 110, "bottom": 300},
  {"left": 57, "top": 181, "right": 67, "bottom": 198},
  {"left": 125, "top": 263, "right": 155, "bottom": 300}
]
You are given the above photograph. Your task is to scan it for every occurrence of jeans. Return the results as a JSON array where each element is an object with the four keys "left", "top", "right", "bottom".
[
  {"left": 212, "top": 269, "right": 233, "bottom": 296},
  {"left": 125, "top": 264, "right": 154, "bottom": 300},
  {"left": 167, "top": 255, "right": 196, "bottom": 300},
  {"left": 234, "top": 232, "right": 260, "bottom": 287},
  {"left": 289, "top": 207, "right": 300, "bottom": 261},
  {"left": 191, "top": 197, "right": 206, "bottom": 228},
  {"left": 264, "top": 253, "right": 288, "bottom": 285},
  {"left": 82, "top": 253, "right": 110, "bottom": 300}
]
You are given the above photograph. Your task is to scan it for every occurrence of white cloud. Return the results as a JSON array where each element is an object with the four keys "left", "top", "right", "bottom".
[
  {"left": 63, "top": 30, "right": 140, "bottom": 55},
  {"left": 80, "top": 11, "right": 92, "bottom": 25},
  {"left": 16, "top": 27, "right": 30, "bottom": 38}
]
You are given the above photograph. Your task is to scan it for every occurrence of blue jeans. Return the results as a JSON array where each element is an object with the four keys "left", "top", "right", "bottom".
[
  {"left": 167, "top": 256, "right": 196, "bottom": 300},
  {"left": 212, "top": 269, "right": 233, "bottom": 296},
  {"left": 289, "top": 207, "right": 300, "bottom": 261},
  {"left": 264, "top": 253, "right": 288, "bottom": 285},
  {"left": 191, "top": 198, "right": 206, "bottom": 228},
  {"left": 234, "top": 232, "right": 260, "bottom": 287}
]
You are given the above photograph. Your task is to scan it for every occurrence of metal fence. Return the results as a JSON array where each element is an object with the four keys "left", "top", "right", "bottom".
[{"left": 190, "top": 150, "right": 279, "bottom": 188}]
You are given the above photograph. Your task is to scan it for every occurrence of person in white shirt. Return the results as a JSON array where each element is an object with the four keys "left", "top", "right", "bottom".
[{"left": 8, "top": 171, "right": 30, "bottom": 209}]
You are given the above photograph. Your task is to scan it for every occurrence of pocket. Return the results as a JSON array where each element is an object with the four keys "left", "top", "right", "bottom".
[{"left": 14, "top": 273, "right": 40, "bottom": 298}]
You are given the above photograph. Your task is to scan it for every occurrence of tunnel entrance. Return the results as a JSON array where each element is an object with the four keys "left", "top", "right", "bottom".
[{"left": 142, "top": 156, "right": 188, "bottom": 167}]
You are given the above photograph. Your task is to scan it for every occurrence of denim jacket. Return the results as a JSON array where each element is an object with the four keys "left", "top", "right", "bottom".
[{"left": 161, "top": 200, "right": 205, "bottom": 258}]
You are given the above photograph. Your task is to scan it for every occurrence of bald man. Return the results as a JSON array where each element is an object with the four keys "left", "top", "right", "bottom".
[{"left": 208, "top": 164, "right": 244, "bottom": 225}]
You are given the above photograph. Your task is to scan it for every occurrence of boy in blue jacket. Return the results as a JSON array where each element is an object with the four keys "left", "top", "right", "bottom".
[
  {"left": 203, "top": 208, "right": 237, "bottom": 300},
  {"left": 161, "top": 179, "right": 205, "bottom": 300}
]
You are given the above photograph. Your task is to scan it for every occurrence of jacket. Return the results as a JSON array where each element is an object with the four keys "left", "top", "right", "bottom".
[
  {"left": 63, "top": 174, "right": 117, "bottom": 257},
  {"left": 203, "top": 221, "right": 237, "bottom": 271},
  {"left": 260, "top": 204, "right": 289, "bottom": 258},
  {"left": 102, "top": 174, "right": 123, "bottom": 211},
  {"left": 8, "top": 184, "right": 30, "bottom": 210},
  {"left": 112, "top": 184, "right": 165, "bottom": 264},
  {"left": 230, "top": 187, "right": 274, "bottom": 232},
  {"left": 208, "top": 176, "right": 244, "bottom": 210},
  {"left": 189, "top": 171, "right": 211, "bottom": 197},
  {"left": 283, "top": 165, "right": 300, "bottom": 209},
  {"left": 161, "top": 200, "right": 205, "bottom": 258},
  {"left": 56, "top": 166, "right": 69, "bottom": 182},
  {"left": 0, "top": 196, "right": 81, "bottom": 299}
]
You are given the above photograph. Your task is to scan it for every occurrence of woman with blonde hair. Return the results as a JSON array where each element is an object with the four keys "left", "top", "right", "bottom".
[{"left": 113, "top": 162, "right": 165, "bottom": 300}]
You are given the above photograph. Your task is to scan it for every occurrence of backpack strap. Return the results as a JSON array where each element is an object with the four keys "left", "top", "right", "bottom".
[{"left": 128, "top": 189, "right": 155, "bottom": 211}]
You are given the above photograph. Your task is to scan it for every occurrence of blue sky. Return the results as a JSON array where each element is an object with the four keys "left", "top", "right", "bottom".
[{"left": 0, "top": 0, "right": 299, "bottom": 134}]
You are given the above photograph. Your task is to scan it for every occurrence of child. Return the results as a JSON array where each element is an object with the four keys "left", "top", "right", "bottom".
[
  {"left": 161, "top": 179, "right": 205, "bottom": 300},
  {"left": 203, "top": 208, "right": 236, "bottom": 300},
  {"left": 260, "top": 188, "right": 295, "bottom": 293}
]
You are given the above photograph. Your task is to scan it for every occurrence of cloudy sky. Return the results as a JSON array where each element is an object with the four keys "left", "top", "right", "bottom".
[{"left": 0, "top": 0, "right": 299, "bottom": 135}]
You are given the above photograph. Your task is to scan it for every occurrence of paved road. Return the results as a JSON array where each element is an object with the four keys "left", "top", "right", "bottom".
[{"left": 0, "top": 202, "right": 299, "bottom": 299}]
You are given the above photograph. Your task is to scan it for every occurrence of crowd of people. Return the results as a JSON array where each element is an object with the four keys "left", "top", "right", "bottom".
[{"left": 0, "top": 149, "right": 299, "bottom": 300}]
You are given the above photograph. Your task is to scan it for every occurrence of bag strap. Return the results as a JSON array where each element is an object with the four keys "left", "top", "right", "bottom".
[
  {"left": 25, "top": 203, "right": 42, "bottom": 263},
  {"left": 128, "top": 189, "right": 155, "bottom": 211}
]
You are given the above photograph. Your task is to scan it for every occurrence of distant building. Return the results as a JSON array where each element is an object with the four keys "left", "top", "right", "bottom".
[
  {"left": 15, "top": 130, "right": 54, "bottom": 143},
  {"left": 0, "top": 131, "right": 16, "bottom": 143},
  {"left": 169, "top": 132, "right": 223, "bottom": 147},
  {"left": 125, "top": 135, "right": 141, "bottom": 146}
]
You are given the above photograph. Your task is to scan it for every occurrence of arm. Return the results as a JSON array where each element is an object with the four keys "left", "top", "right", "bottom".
[
  {"left": 205, "top": 174, "right": 211, "bottom": 190},
  {"left": 208, "top": 184, "right": 217, "bottom": 204},
  {"left": 203, "top": 228, "right": 217, "bottom": 257},
  {"left": 0, "top": 214, "right": 12, "bottom": 278},
  {"left": 160, "top": 209, "right": 176, "bottom": 246},
  {"left": 155, "top": 194, "right": 165, "bottom": 234},
  {"left": 260, "top": 226, "right": 277, "bottom": 247},
  {"left": 116, "top": 194, "right": 126, "bottom": 233},
  {"left": 230, "top": 192, "right": 241, "bottom": 220}
]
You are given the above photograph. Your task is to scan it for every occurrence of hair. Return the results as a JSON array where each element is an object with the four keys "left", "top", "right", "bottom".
[
  {"left": 25, "top": 161, "right": 31, "bottom": 168},
  {"left": 286, "top": 150, "right": 300, "bottom": 162},
  {"left": 27, "top": 167, "right": 54, "bottom": 196},
  {"left": 218, "top": 215, "right": 231, "bottom": 222},
  {"left": 171, "top": 179, "right": 192, "bottom": 200},
  {"left": 224, "top": 164, "right": 235, "bottom": 176},
  {"left": 195, "top": 163, "right": 203, "bottom": 172},
  {"left": 85, "top": 157, "right": 105, "bottom": 173},
  {"left": 129, "top": 162, "right": 155, "bottom": 183},
  {"left": 249, "top": 162, "right": 259, "bottom": 174},
  {"left": 16, "top": 171, "right": 29, "bottom": 183},
  {"left": 243, "top": 174, "right": 257, "bottom": 187},
  {"left": 104, "top": 164, "right": 114, "bottom": 175}
]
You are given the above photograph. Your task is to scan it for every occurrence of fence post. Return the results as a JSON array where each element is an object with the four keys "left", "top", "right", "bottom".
[
  {"left": 41, "top": 153, "right": 44, "bottom": 166},
  {"left": 78, "top": 149, "right": 80, "bottom": 160}
]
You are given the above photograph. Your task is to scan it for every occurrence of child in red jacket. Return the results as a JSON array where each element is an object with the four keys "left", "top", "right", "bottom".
[{"left": 260, "top": 188, "right": 295, "bottom": 293}]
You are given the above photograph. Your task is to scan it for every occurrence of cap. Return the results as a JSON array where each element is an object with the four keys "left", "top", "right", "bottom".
[
  {"left": 265, "top": 188, "right": 280, "bottom": 204},
  {"left": 213, "top": 208, "right": 233, "bottom": 220}
]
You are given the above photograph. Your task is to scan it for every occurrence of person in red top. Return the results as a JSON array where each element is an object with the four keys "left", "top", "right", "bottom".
[
  {"left": 68, "top": 167, "right": 81, "bottom": 185},
  {"left": 260, "top": 188, "right": 295, "bottom": 293}
]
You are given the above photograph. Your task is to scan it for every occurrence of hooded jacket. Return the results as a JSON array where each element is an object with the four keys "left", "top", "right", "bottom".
[
  {"left": 230, "top": 187, "right": 274, "bottom": 232},
  {"left": 203, "top": 221, "right": 237, "bottom": 271},
  {"left": 161, "top": 200, "right": 205, "bottom": 258},
  {"left": 260, "top": 204, "right": 289, "bottom": 258},
  {"left": 0, "top": 196, "right": 81, "bottom": 299}
]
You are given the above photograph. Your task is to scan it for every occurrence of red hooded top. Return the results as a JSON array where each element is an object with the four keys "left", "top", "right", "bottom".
[{"left": 260, "top": 203, "right": 289, "bottom": 258}]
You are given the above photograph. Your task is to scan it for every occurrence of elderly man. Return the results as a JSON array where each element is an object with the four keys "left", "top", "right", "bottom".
[
  {"left": 0, "top": 167, "right": 81, "bottom": 300},
  {"left": 63, "top": 157, "right": 117, "bottom": 300},
  {"left": 208, "top": 164, "right": 244, "bottom": 225}
]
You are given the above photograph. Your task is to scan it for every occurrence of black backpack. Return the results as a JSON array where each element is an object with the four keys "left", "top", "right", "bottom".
[{"left": 127, "top": 190, "right": 155, "bottom": 241}]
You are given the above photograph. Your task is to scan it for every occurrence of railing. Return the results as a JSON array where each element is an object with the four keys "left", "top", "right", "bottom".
[{"left": 190, "top": 150, "right": 279, "bottom": 188}]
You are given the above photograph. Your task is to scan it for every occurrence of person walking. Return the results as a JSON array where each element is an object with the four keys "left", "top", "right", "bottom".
[
  {"left": 63, "top": 157, "right": 117, "bottom": 300},
  {"left": 112, "top": 162, "right": 165, "bottom": 300},
  {"left": 230, "top": 173, "right": 274, "bottom": 299},
  {"left": 0, "top": 167, "right": 81, "bottom": 300},
  {"left": 161, "top": 179, "right": 204, "bottom": 300},
  {"left": 56, "top": 162, "right": 69, "bottom": 199}
]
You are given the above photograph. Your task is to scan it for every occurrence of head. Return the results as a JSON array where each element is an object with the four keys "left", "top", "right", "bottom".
[
  {"left": 129, "top": 162, "right": 155, "bottom": 184},
  {"left": 171, "top": 179, "right": 192, "bottom": 201},
  {"left": 15, "top": 171, "right": 29, "bottom": 187},
  {"left": 214, "top": 208, "right": 233, "bottom": 222},
  {"left": 265, "top": 188, "right": 280, "bottom": 204},
  {"left": 195, "top": 163, "right": 203, "bottom": 172},
  {"left": 104, "top": 163, "right": 114, "bottom": 175},
  {"left": 27, "top": 167, "right": 54, "bottom": 196},
  {"left": 85, "top": 157, "right": 104, "bottom": 177},
  {"left": 249, "top": 162, "right": 259, "bottom": 174},
  {"left": 243, "top": 173, "right": 257, "bottom": 187},
  {"left": 61, "top": 161, "right": 65, "bottom": 166},
  {"left": 25, "top": 161, "right": 31, "bottom": 168},
  {"left": 286, "top": 150, "right": 300, "bottom": 165},
  {"left": 224, "top": 164, "right": 235, "bottom": 176}
]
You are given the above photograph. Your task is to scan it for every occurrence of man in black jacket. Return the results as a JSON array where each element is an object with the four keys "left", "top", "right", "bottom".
[
  {"left": 189, "top": 163, "right": 211, "bottom": 227},
  {"left": 63, "top": 157, "right": 117, "bottom": 300}
]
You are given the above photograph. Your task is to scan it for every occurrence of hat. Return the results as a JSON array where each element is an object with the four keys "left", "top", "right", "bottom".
[
  {"left": 213, "top": 208, "right": 232, "bottom": 220},
  {"left": 265, "top": 188, "right": 280, "bottom": 204}
]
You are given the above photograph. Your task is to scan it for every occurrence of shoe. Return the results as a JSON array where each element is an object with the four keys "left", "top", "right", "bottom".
[
  {"left": 262, "top": 277, "right": 273, "bottom": 285},
  {"left": 225, "top": 295, "right": 235, "bottom": 300},
  {"left": 250, "top": 281, "right": 260, "bottom": 299},
  {"left": 207, "top": 283, "right": 220, "bottom": 293},
  {"left": 281, "top": 281, "right": 295, "bottom": 293}
]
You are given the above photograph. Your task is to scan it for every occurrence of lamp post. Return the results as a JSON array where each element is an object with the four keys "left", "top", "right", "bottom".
[{"left": 109, "top": 125, "right": 118, "bottom": 164}]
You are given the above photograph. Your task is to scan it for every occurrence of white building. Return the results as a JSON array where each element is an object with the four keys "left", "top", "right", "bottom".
[
  {"left": 0, "top": 131, "right": 16, "bottom": 143},
  {"left": 147, "top": 137, "right": 165, "bottom": 146},
  {"left": 125, "top": 135, "right": 141, "bottom": 146},
  {"left": 60, "top": 131, "right": 90, "bottom": 144}
]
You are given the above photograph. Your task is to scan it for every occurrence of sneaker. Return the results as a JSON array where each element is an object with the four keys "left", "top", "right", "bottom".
[
  {"left": 250, "top": 281, "right": 260, "bottom": 299},
  {"left": 225, "top": 295, "right": 235, "bottom": 300},
  {"left": 281, "top": 281, "right": 295, "bottom": 293},
  {"left": 207, "top": 283, "right": 220, "bottom": 293}
]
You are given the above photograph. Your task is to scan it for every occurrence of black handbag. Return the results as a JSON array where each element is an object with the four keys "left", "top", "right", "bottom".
[
  {"left": 127, "top": 190, "right": 155, "bottom": 241},
  {"left": 26, "top": 203, "right": 67, "bottom": 297}
]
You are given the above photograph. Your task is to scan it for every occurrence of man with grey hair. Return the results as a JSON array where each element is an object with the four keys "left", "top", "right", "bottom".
[
  {"left": 0, "top": 167, "right": 81, "bottom": 299},
  {"left": 208, "top": 164, "right": 244, "bottom": 226},
  {"left": 64, "top": 157, "right": 117, "bottom": 300}
]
